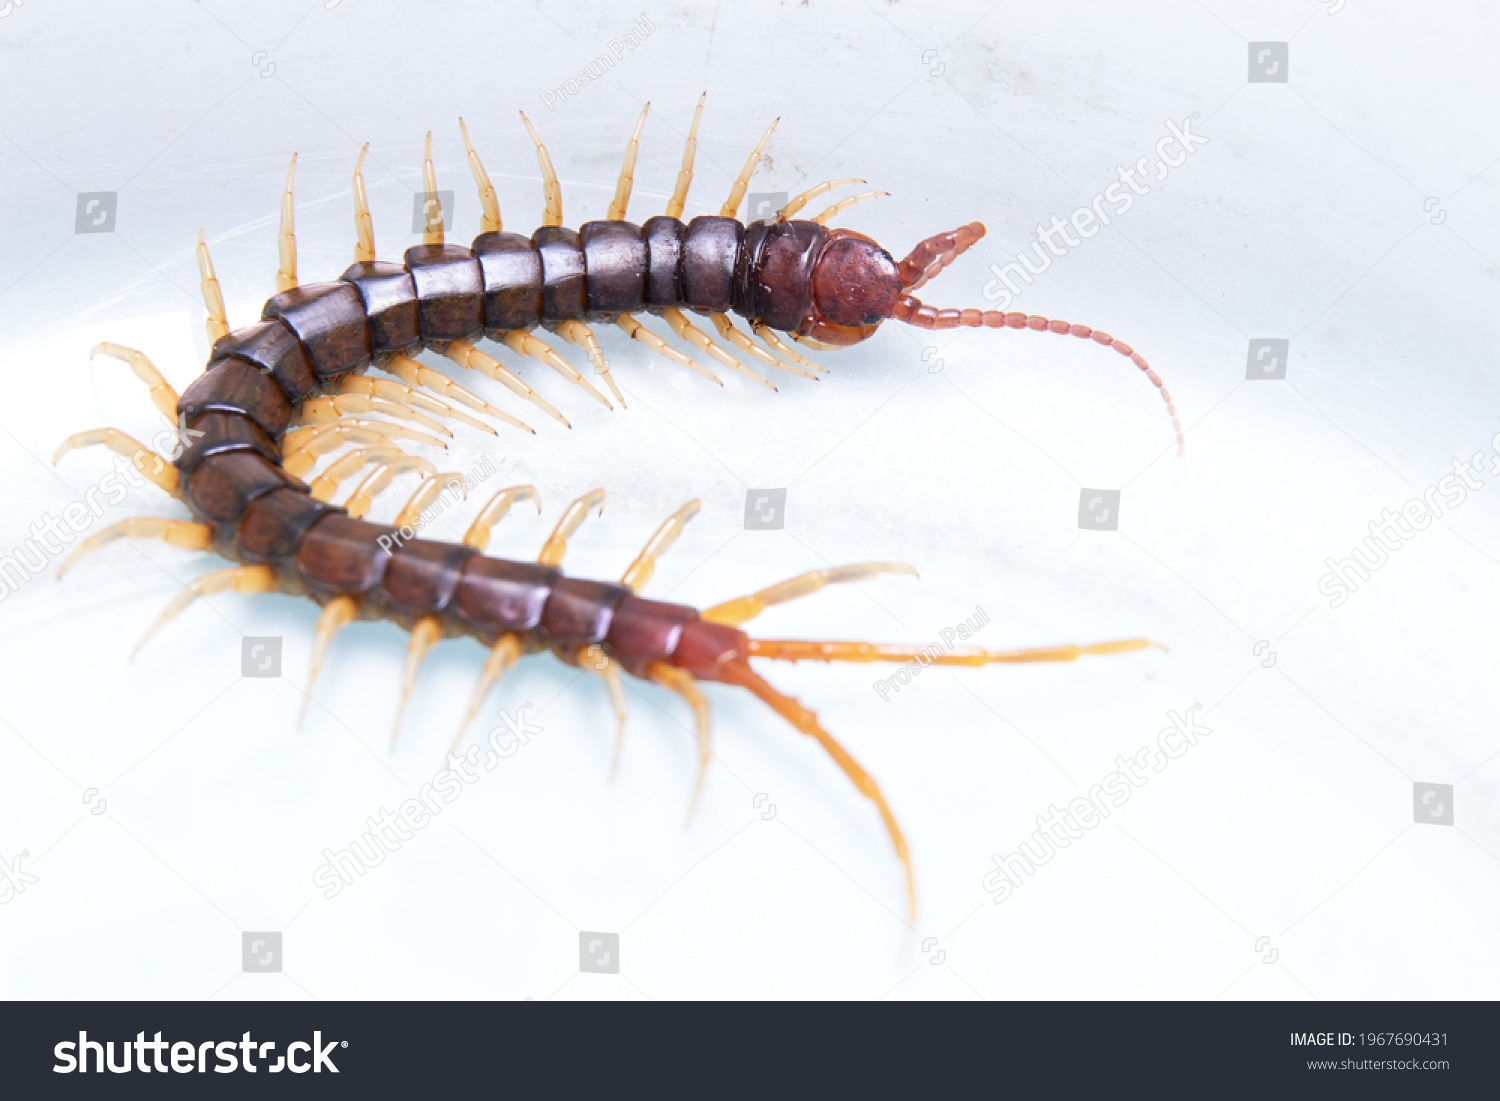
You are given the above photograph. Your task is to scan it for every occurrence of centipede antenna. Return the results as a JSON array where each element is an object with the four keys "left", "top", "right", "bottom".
[
  {"left": 701, "top": 562, "right": 918, "bottom": 627},
  {"left": 456, "top": 632, "right": 522, "bottom": 749},
  {"left": 393, "top": 616, "right": 443, "bottom": 746},
  {"left": 352, "top": 143, "right": 375, "bottom": 262},
  {"left": 720, "top": 117, "right": 778, "bottom": 219},
  {"left": 276, "top": 153, "right": 298, "bottom": 292},
  {"left": 132, "top": 566, "right": 274, "bottom": 659},
  {"left": 620, "top": 499, "right": 701, "bottom": 593},
  {"left": 648, "top": 661, "right": 713, "bottom": 816},
  {"left": 897, "top": 222, "right": 985, "bottom": 293},
  {"left": 556, "top": 319, "right": 625, "bottom": 408},
  {"left": 537, "top": 488, "right": 605, "bottom": 566},
  {"left": 421, "top": 131, "right": 444, "bottom": 246},
  {"left": 384, "top": 352, "right": 537, "bottom": 434},
  {"left": 90, "top": 343, "right": 180, "bottom": 421},
  {"left": 462, "top": 484, "right": 542, "bottom": 552},
  {"left": 393, "top": 472, "right": 466, "bottom": 530},
  {"left": 777, "top": 178, "right": 865, "bottom": 221},
  {"left": 56, "top": 518, "right": 210, "bottom": 580},
  {"left": 661, "top": 309, "right": 776, "bottom": 391},
  {"left": 718, "top": 658, "right": 915, "bottom": 921},
  {"left": 458, "top": 117, "right": 501, "bottom": 234},
  {"left": 53, "top": 428, "right": 179, "bottom": 495},
  {"left": 711, "top": 313, "right": 817, "bottom": 380},
  {"left": 809, "top": 190, "right": 889, "bottom": 226},
  {"left": 195, "top": 232, "right": 229, "bottom": 343},
  {"left": 300, "top": 595, "right": 358, "bottom": 727},
  {"left": 608, "top": 102, "right": 650, "bottom": 222},
  {"left": 518, "top": 111, "right": 563, "bottom": 227},
  {"left": 666, "top": 92, "right": 706, "bottom": 221},
  {"left": 615, "top": 313, "right": 723, "bottom": 386},
  {"left": 500, "top": 330, "right": 613, "bottom": 410}
]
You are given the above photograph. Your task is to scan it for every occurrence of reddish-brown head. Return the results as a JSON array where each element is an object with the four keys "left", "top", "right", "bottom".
[{"left": 795, "top": 229, "right": 905, "bottom": 346}]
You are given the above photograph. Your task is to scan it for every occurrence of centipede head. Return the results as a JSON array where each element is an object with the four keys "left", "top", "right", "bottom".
[{"left": 794, "top": 229, "right": 906, "bottom": 347}]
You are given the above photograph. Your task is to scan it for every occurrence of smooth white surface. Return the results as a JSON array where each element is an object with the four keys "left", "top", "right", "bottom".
[{"left": 1, "top": 0, "right": 1497, "bottom": 1000}]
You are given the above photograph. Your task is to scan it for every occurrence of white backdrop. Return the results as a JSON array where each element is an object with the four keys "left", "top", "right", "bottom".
[{"left": 1, "top": 0, "right": 1497, "bottom": 1000}]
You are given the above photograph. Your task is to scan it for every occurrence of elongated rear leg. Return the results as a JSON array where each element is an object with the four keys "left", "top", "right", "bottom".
[
  {"left": 53, "top": 429, "right": 178, "bottom": 495},
  {"left": 745, "top": 637, "right": 1162, "bottom": 665},
  {"left": 648, "top": 661, "right": 713, "bottom": 814},
  {"left": 701, "top": 562, "right": 919, "bottom": 626},
  {"left": 133, "top": 565, "right": 275, "bottom": 656},
  {"left": 56, "top": 518, "right": 210, "bottom": 578},
  {"left": 300, "top": 595, "right": 359, "bottom": 726},
  {"left": 90, "top": 343, "right": 180, "bottom": 421}
]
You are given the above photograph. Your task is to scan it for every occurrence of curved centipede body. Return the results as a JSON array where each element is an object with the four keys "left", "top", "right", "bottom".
[{"left": 54, "top": 101, "right": 1171, "bottom": 917}]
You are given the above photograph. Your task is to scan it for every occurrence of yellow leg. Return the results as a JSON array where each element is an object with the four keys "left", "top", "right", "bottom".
[
  {"left": 614, "top": 313, "right": 722, "bottom": 386},
  {"left": 810, "top": 190, "right": 889, "bottom": 225},
  {"left": 385, "top": 351, "right": 536, "bottom": 434},
  {"left": 606, "top": 102, "right": 650, "bottom": 222},
  {"left": 719, "top": 118, "right": 778, "bottom": 219},
  {"left": 777, "top": 178, "right": 864, "bottom": 220},
  {"left": 709, "top": 313, "right": 817, "bottom": 380},
  {"left": 518, "top": 111, "right": 562, "bottom": 227},
  {"left": 500, "top": 330, "right": 612, "bottom": 410},
  {"left": 620, "top": 499, "right": 700, "bottom": 593},
  {"left": 301, "top": 594, "right": 359, "bottom": 726},
  {"left": 307, "top": 446, "right": 408, "bottom": 502},
  {"left": 53, "top": 428, "right": 177, "bottom": 495},
  {"left": 56, "top": 518, "right": 210, "bottom": 579},
  {"left": 665, "top": 92, "right": 706, "bottom": 221},
  {"left": 648, "top": 661, "right": 713, "bottom": 815},
  {"left": 341, "top": 454, "right": 438, "bottom": 517},
  {"left": 281, "top": 420, "right": 444, "bottom": 478},
  {"left": 745, "top": 637, "right": 1163, "bottom": 666},
  {"left": 537, "top": 488, "right": 605, "bottom": 566},
  {"left": 701, "top": 562, "right": 919, "bottom": 627},
  {"left": 195, "top": 232, "right": 229, "bottom": 344},
  {"left": 338, "top": 374, "right": 497, "bottom": 437},
  {"left": 662, "top": 309, "right": 775, "bottom": 390},
  {"left": 754, "top": 322, "right": 828, "bottom": 374},
  {"left": 276, "top": 154, "right": 298, "bottom": 292},
  {"left": 393, "top": 472, "right": 465, "bottom": 529},
  {"left": 456, "top": 631, "right": 523, "bottom": 748},
  {"left": 90, "top": 343, "right": 180, "bottom": 422},
  {"left": 392, "top": 615, "right": 443, "bottom": 746},
  {"left": 420, "top": 131, "right": 444, "bottom": 246},
  {"left": 556, "top": 319, "right": 625, "bottom": 409},
  {"left": 299, "top": 394, "right": 452, "bottom": 438},
  {"left": 438, "top": 342, "right": 565, "bottom": 428},
  {"left": 352, "top": 143, "right": 375, "bottom": 262},
  {"left": 580, "top": 644, "right": 628, "bottom": 776},
  {"left": 133, "top": 565, "right": 275, "bottom": 657},
  {"left": 458, "top": 117, "right": 502, "bottom": 233},
  {"left": 462, "top": 485, "right": 542, "bottom": 552}
]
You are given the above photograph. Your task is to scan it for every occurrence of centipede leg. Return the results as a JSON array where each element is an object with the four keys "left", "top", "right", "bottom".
[
  {"left": 281, "top": 420, "right": 446, "bottom": 479},
  {"left": 352, "top": 143, "right": 375, "bottom": 262},
  {"left": 338, "top": 374, "right": 498, "bottom": 437},
  {"left": 393, "top": 472, "right": 466, "bottom": 530},
  {"left": 620, "top": 499, "right": 700, "bottom": 593},
  {"left": 662, "top": 309, "right": 775, "bottom": 391},
  {"left": 340, "top": 454, "right": 438, "bottom": 517},
  {"left": 809, "top": 190, "right": 889, "bottom": 225},
  {"left": 500, "top": 330, "right": 613, "bottom": 411},
  {"left": 776, "top": 178, "right": 865, "bottom": 220},
  {"left": 581, "top": 644, "right": 628, "bottom": 776},
  {"left": 90, "top": 343, "right": 180, "bottom": 421},
  {"left": 701, "top": 562, "right": 919, "bottom": 627},
  {"left": 614, "top": 313, "right": 722, "bottom": 386},
  {"left": 719, "top": 118, "right": 778, "bottom": 219},
  {"left": 420, "top": 131, "right": 445, "bottom": 246},
  {"left": 606, "top": 102, "right": 650, "bottom": 222},
  {"left": 458, "top": 117, "right": 502, "bottom": 234},
  {"left": 276, "top": 154, "right": 297, "bottom": 292},
  {"left": 53, "top": 429, "right": 178, "bottom": 495},
  {"left": 647, "top": 661, "right": 713, "bottom": 815},
  {"left": 306, "top": 446, "right": 415, "bottom": 503},
  {"left": 392, "top": 615, "right": 443, "bottom": 746},
  {"left": 752, "top": 322, "right": 828, "bottom": 374},
  {"left": 537, "top": 488, "right": 605, "bottom": 566},
  {"left": 436, "top": 343, "right": 563, "bottom": 429},
  {"left": 132, "top": 565, "right": 275, "bottom": 657},
  {"left": 456, "top": 631, "right": 523, "bottom": 748},
  {"left": 462, "top": 485, "right": 542, "bottom": 553},
  {"left": 386, "top": 351, "right": 537, "bottom": 434},
  {"left": 56, "top": 518, "right": 210, "bottom": 579},
  {"left": 710, "top": 313, "right": 817, "bottom": 380},
  {"left": 300, "top": 394, "right": 453, "bottom": 439},
  {"left": 555, "top": 319, "right": 626, "bottom": 409},
  {"left": 195, "top": 232, "right": 229, "bottom": 344},
  {"left": 665, "top": 92, "right": 705, "bottom": 221},
  {"left": 518, "top": 111, "right": 562, "bottom": 227},
  {"left": 300, "top": 594, "right": 359, "bottom": 726}
]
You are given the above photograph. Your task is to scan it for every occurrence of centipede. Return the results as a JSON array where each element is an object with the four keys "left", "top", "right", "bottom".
[{"left": 52, "top": 100, "right": 1172, "bottom": 916}]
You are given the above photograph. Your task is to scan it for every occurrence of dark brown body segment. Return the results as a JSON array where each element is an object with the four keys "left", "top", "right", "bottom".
[
  {"left": 381, "top": 539, "right": 474, "bottom": 616},
  {"left": 340, "top": 261, "right": 421, "bottom": 356},
  {"left": 403, "top": 244, "right": 485, "bottom": 343},
  {"left": 174, "top": 411, "right": 281, "bottom": 478},
  {"left": 532, "top": 226, "right": 586, "bottom": 321},
  {"left": 188, "top": 451, "right": 301, "bottom": 530},
  {"left": 455, "top": 557, "right": 558, "bottom": 636},
  {"left": 474, "top": 231, "right": 543, "bottom": 333},
  {"left": 236, "top": 489, "right": 339, "bottom": 567},
  {"left": 752, "top": 220, "right": 825, "bottom": 331},
  {"left": 579, "top": 221, "right": 647, "bottom": 317},
  {"left": 681, "top": 216, "right": 743, "bottom": 313},
  {"left": 178, "top": 357, "right": 294, "bottom": 438},
  {"left": 207, "top": 320, "right": 319, "bottom": 406},
  {"left": 641, "top": 216, "right": 684, "bottom": 308},
  {"left": 540, "top": 576, "right": 630, "bottom": 646},
  {"left": 261, "top": 283, "right": 372, "bottom": 378},
  {"left": 296, "top": 513, "right": 398, "bottom": 596}
]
